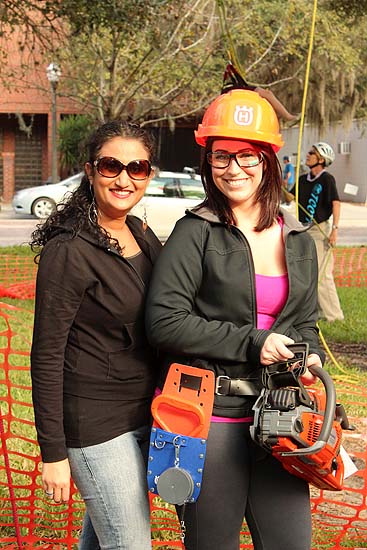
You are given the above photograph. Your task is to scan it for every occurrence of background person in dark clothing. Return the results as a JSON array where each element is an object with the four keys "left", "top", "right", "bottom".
[
  {"left": 297, "top": 142, "right": 344, "bottom": 321},
  {"left": 30, "top": 121, "right": 161, "bottom": 550}
]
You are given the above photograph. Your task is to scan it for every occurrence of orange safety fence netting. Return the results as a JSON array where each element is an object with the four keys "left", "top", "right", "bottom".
[
  {"left": 1, "top": 243, "right": 367, "bottom": 549},
  {"left": 1, "top": 302, "right": 367, "bottom": 549},
  {"left": 333, "top": 247, "right": 367, "bottom": 288},
  {"left": 0, "top": 247, "right": 366, "bottom": 303},
  {"left": 0, "top": 256, "right": 36, "bottom": 301}
]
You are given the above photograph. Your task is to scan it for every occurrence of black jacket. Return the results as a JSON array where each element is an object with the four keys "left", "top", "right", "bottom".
[
  {"left": 146, "top": 207, "right": 324, "bottom": 418},
  {"left": 31, "top": 216, "right": 162, "bottom": 462}
]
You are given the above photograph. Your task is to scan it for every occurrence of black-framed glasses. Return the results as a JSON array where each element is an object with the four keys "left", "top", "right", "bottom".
[
  {"left": 93, "top": 157, "right": 152, "bottom": 180},
  {"left": 207, "top": 149, "right": 263, "bottom": 169}
]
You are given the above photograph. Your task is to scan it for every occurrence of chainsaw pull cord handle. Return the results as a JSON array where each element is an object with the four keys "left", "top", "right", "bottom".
[{"left": 281, "top": 365, "right": 336, "bottom": 457}]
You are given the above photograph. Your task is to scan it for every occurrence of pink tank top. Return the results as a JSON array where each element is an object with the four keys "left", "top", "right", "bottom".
[
  {"left": 211, "top": 272, "right": 289, "bottom": 423},
  {"left": 255, "top": 216, "right": 288, "bottom": 329},
  {"left": 255, "top": 273, "right": 289, "bottom": 329},
  {"left": 212, "top": 219, "right": 289, "bottom": 422}
]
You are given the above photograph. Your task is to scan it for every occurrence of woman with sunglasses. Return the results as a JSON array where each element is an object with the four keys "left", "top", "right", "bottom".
[
  {"left": 30, "top": 121, "right": 161, "bottom": 549},
  {"left": 146, "top": 90, "right": 324, "bottom": 550}
]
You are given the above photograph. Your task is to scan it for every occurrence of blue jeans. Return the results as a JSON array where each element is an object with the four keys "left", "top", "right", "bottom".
[{"left": 67, "top": 426, "right": 152, "bottom": 550}]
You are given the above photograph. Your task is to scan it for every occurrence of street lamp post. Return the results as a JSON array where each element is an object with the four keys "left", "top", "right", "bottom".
[{"left": 46, "top": 63, "right": 62, "bottom": 183}]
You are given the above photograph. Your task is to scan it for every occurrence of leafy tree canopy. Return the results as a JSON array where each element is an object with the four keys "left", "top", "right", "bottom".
[
  {"left": 216, "top": 0, "right": 367, "bottom": 130},
  {"left": 325, "top": 0, "right": 367, "bottom": 18},
  {"left": 0, "top": 0, "right": 366, "bottom": 130}
]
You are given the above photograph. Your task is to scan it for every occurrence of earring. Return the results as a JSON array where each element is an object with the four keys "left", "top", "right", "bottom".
[
  {"left": 87, "top": 183, "right": 98, "bottom": 225},
  {"left": 88, "top": 199, "right": 99, "bottom": 226},
  {"left": 142, "top": 206, "right": 148, "bottom": 232}
]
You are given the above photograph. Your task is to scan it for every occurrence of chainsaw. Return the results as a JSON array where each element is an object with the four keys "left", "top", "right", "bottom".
[{"left": 250, "top": 344, "right": 353, "bottom": 491}]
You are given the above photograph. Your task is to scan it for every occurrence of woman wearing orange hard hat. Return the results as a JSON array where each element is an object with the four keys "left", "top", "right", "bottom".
[{"left": 146, "top": 86, "right": 323, "bottom": 549}]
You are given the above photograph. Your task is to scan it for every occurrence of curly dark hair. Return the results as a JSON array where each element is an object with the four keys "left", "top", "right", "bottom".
[
  {"left": 30, "top": 121, "right": 156, "bottom": 259},
  {"left": 200, "top": 139, "right": 282, "bottom": 231}
]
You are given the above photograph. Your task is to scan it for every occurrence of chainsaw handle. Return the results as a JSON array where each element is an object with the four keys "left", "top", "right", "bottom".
[{"left": 281, "top": 365, "right": 336, "bottom": 457}]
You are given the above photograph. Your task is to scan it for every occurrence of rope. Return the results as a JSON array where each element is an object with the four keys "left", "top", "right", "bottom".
[
  {"left": 317, "top": 248, "right": 358, "bottom": 382},
  {"left": 293, "top": 200, "right": 330, "bottom": 239},
  {"left": 294, "top": 0, "right": 318, "bottom": 217},
  {"left": 215, "top": 0, "right": 246, "bottom": 78},
  {"left": 285, "top": 0, "right": 350, "bottom": 380},
  {"left": 318, "top": 327, "right": 359, "bottom": 384},
  {"left": 216, "top": 0, "right": 349, "bottom": 385}
]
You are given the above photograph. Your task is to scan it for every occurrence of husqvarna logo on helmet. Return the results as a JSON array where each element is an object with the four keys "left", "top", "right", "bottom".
[{"left": 234, "top": 105, "right": 254, "bottom": 126}]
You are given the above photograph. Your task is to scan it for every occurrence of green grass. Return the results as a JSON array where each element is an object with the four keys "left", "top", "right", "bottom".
[
  {"left": 0, "top": 245, "right": 36, "bottom": 257},
  {"left": 319, "top": 287, "right": 367, "bottom": 343},
  {"left": 0, "top": 251, "right": 366, "bottom": 549}
]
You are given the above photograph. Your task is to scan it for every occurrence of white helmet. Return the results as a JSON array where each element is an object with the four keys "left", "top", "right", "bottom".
[{"left": 313, "top": 142, "right": 335, "bottom": 167}]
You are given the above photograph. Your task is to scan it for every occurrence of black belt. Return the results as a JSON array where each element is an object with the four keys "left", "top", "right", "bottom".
[{"left": 215, "top": 376, "right": 260, "bottom": 397}]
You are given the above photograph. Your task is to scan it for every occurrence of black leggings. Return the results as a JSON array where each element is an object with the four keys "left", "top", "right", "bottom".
[{"left": 178, "top": 422, "right": 311, "bottom": 550}]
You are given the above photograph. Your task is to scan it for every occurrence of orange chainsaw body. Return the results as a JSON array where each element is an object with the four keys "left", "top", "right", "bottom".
[
  {"left": 250, "top": 360, "right": 352, "bottom": 493},
  {"left": 271, "top": 388, "right": 344, "bottom": 491}
]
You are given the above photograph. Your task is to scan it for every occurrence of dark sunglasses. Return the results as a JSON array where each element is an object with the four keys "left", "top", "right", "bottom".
[
  {"left": 308, "top": 150, "right": 317, "bottom": 156},
  {"left": 93, "top": 157, "right": 151, "bottom": 180}
]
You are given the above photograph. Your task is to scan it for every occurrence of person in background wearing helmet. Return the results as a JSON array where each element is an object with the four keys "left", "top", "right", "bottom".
[
  {"left": 146, "top": 89, "right": 324, "bottom": 550},
  {"left": 297, "top": 143, "right": 344, "bottom": 322}
]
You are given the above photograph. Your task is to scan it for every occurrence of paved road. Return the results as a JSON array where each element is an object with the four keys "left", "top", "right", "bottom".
[
  {"left": 338, "top": 227, "right": 366, "bottom": 247},
  {"left": 0, "top": 217, "right": 38, "bottom": 247},
  {"left": 284, "top": 201, "right": 367, "bottom": 246},
  {"left": 0, "top": 202, "right": 366, "bottom": 247}
]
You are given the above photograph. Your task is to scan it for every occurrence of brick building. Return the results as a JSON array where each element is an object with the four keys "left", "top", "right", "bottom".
[
  {"left": 0, "top": 70, "right": 202, "bottom": 205},
  {"left": 0, "top": 21, "right": 83, "bottom": 204},
  {"left": 0, "top": 63, "right": 81, "bottom": 204},
  {"left": 0, "top": 29, "right": 201, "bottom": 206}
]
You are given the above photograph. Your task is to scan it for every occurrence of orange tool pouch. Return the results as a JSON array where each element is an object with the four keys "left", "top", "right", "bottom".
[{"left": 147, "top": 363, "right": 214, "bottom": 505}]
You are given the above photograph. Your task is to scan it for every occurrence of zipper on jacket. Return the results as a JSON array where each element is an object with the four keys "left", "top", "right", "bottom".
[
  {"left": 79, "top": 227, "right": 158, "bottom": 291},
  {"left": 231, "top": 225, "right": 258, "bottom": 328},
  {"left": 106, "top": 246, "right": 147, "bottom": 289},
  {"left": 189, "top": 209, "right": 308, "bottom": 333},
  {"left": 270, "top": 230, "right": 292, "bottom": 331}
]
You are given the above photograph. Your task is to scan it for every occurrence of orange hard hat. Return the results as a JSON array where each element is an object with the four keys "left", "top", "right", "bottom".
[{"left": 195, "top": 89, "right": 284, "bottom": 152}]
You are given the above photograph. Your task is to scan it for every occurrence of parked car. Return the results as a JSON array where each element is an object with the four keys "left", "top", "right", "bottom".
[
  {"left": 131, "top": 170, "right": 205, "bottom": 240},
  {"left": 12, "top": 169, "right": 205, "bottom": 240},
  {"left": 12, "top": 173, "right": 83, "bottom": 218}
]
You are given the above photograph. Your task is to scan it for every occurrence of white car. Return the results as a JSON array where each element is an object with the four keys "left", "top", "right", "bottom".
[
  {"left": 12, "top": 173, "right": 83, "bottom": 219},
  {"left": 12, "top": 170, "right": 205, "bottom": 240},
  {"left": 131, "top": 170, "right": 205, "bottom": 240}
]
